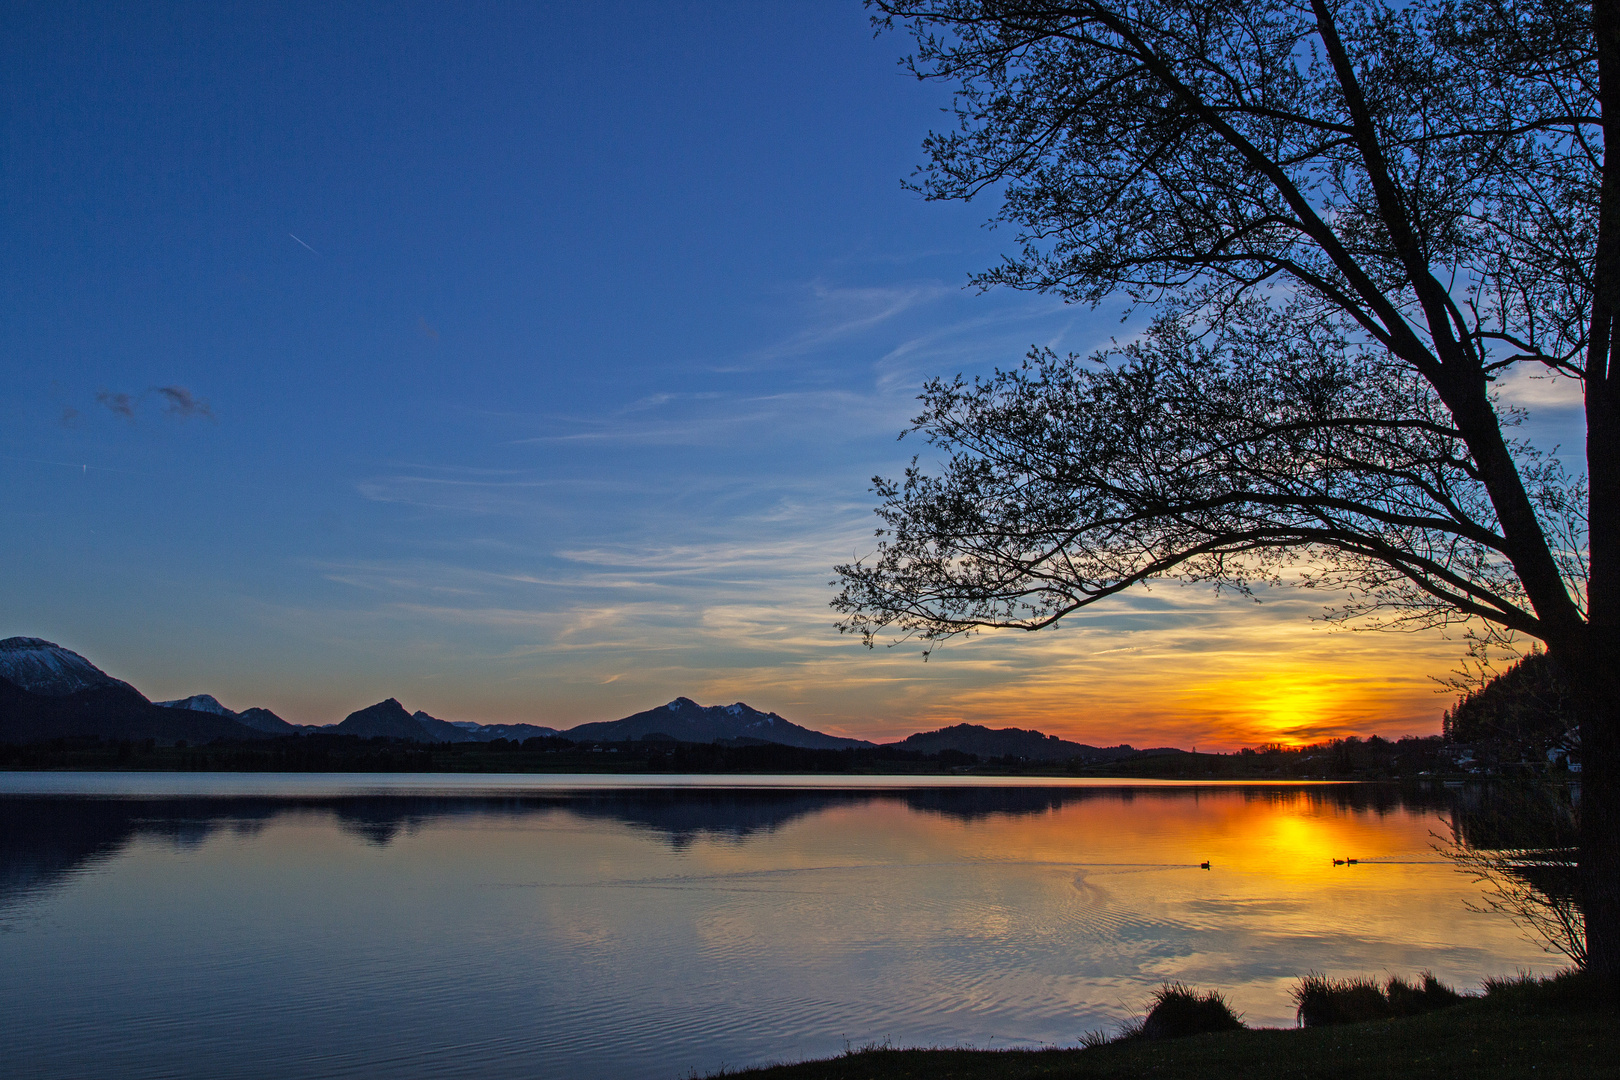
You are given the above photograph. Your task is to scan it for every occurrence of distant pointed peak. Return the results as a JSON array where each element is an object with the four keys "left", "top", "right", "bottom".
[
  {"left": 667, "top": 697, "right": 698, "bottom": 711},
  {"left": 337, "top": 696, "right": 427, "bottom": 737},
  {"left": 342, "top": 697, "right": 413, "bottom": 721}
]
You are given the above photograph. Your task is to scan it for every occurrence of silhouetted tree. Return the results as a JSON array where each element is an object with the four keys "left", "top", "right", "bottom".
[
  {"left": 1444, "top": 649, "right": 1579, "bottom": 766},
  {"left": 834, "top": 0, "right": 1620, "bottom": 981}
]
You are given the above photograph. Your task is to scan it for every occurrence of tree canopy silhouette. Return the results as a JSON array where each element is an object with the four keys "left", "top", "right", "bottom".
[
  {"left": 833, "top": 0, "right": 1620, "bottom": 981},
  {"left": 1444, "top": 649, "right": 1579, "bottom": 766}
]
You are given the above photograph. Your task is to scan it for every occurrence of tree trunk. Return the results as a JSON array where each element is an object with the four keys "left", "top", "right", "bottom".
[
  {"left": 1581, "top": 707, "right": 1620, "bottom": 982},
  {"left": 1580, "top": 394, "right": 1620, "bottom": 986},
  {"left": 1584, "top": 347, "right": 1620, "bottom": 985},
  {"left": 1586, "top": 0, "right": 1620, "bottom": 991}
]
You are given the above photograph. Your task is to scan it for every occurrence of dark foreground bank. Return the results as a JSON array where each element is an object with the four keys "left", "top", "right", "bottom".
[{"left": 723, "top": 973, "right": 1614, "bottom": 1080}]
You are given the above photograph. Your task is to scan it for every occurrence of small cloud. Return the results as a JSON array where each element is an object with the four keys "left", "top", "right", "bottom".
[
  {"left": 59, "top": 406, "right": 79, "bottom": 427},
  {"left": 155, "top": 385, "right": 213, "bottom": 420},
  {"left": 96, "top": 390, "right": 135, "bottom": 419},
  {"left": 1494, "top": 365, "right": 1584, "bottom": 409}
]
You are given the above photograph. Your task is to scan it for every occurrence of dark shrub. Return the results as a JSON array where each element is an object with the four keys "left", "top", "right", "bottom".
[
  {"left": 1294, "top": 973, "right": 1391, "bottom": 1026},
  {"left": 1385, "top": 972, "right": 1464, "bottom": 1016},
  {"left": 1295, "top": 971, "right": 1464, "bottom": 1026},
  {"left": 1138, "top": 983, "right": 1245, "bottom": 1040},
  {"left": 1483, "top": 967, "right": 1597, "bottom": 1006}
]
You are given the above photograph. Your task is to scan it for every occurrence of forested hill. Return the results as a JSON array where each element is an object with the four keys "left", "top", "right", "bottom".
[
  {"left": 1444, "top": 652, "right": 1579, "bottom": 768},
  {"left": 887, "top": 723, "right": 1145, "bottom": 762}
]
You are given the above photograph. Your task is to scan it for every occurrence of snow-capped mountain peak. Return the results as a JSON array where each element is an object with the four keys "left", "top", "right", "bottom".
[
  {"left": 156, "top": 693, "right": 236, "bottom": 717},
  {"left": 723, "top": 703, "right": 775, "bottom": 725},
  {"left": 0, "top": 637, "right": 138, "bottom": 697}
]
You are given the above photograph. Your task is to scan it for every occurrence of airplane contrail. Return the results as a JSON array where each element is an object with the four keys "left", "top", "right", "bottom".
[
  {"left": 0, "top": 454, "right": 137, "bottom": 475},
  {"left": 289, "top": 233, "right": 318, "bottom": 254}
]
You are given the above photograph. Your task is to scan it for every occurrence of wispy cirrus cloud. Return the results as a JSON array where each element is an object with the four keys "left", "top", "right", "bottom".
[
  {"left": 354, "top": 464, "right": 572, "bottom": 516},
  {"left": 507, "top": 387, "right": 913, "bottom": 450},
  {"left": 717, "top": 280, "right": 954, "bottom": 371}
]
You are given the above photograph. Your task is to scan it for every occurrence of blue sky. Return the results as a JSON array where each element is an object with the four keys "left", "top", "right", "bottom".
[{"left": 0, "top": 2, "right": 1584, "bottom": 743}]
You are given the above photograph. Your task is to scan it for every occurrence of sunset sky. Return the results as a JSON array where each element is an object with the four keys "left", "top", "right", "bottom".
[{"left": 0, "top": 2, "right": 1585, "bottom": 748}]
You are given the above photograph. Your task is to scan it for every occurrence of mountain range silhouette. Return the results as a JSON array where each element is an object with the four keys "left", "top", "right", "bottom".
[{"left": 0, "top": 636, "right": 1147, "bottom": 759}]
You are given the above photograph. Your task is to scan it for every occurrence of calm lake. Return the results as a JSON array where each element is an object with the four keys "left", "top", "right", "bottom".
[{"left": 0, "top": 774, "right": 1562, "bottom": 1079}]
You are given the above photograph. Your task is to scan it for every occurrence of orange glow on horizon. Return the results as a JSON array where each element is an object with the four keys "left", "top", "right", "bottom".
[
  {"left": 869, "top": 650, "right": 1454, "bottom": 752},
  {"left": 1171, "top": 663, "right": 1397, "bottom": 748},
  {"left": 182, "top": 583, "right": 1473, "bottom": 750},
  {"left": 815, "top": 604, "right": 1473, "bottom": 751}
]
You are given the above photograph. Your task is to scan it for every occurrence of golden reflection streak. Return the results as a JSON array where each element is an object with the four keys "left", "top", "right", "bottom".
[{"left": 389, "top": 787, "right": 1561, "bottom": 1030}]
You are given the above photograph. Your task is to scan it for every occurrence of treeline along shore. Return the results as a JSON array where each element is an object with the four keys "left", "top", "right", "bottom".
[{"left": 0, "top": 729, "right": 1501, "bottom": 779}]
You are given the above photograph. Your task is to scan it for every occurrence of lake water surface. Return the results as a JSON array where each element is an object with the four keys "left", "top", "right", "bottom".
[{"left": 0, "top": 774, "right": 1561, "bottom": 1079}]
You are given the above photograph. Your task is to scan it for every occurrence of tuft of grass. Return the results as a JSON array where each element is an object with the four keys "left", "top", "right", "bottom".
[
  {"left": 1293, "top": 973, "right": 1389, "bottom": 1026},
  {"left": 1293, "top": 970, "right": 1464, "bottom": 1027},
  {"left": 841, "top": 1036, "right": 894, "bottom": 1056},
  {"left": 1135, "top": 982, "right": 1246, "bottom": 1040},
  {"left": 1482, "top": 966, "right": 1600, "bottom": 1006},
  {"left": 1385, "top": 971, "right": 1464, "bottom": 1016}
]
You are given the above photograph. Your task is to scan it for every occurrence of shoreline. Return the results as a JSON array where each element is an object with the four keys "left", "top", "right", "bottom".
[{"left": 721, "top": 972, "right": 1611, "bottom": 1079}]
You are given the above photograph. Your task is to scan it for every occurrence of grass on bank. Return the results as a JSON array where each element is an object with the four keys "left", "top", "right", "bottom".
[
  {"left": 1293, "top": 971, "right": 1464, "bottom": 1026},
  {"left": 721, "top": 969, "right": 1613, "bottom": 1080}
]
